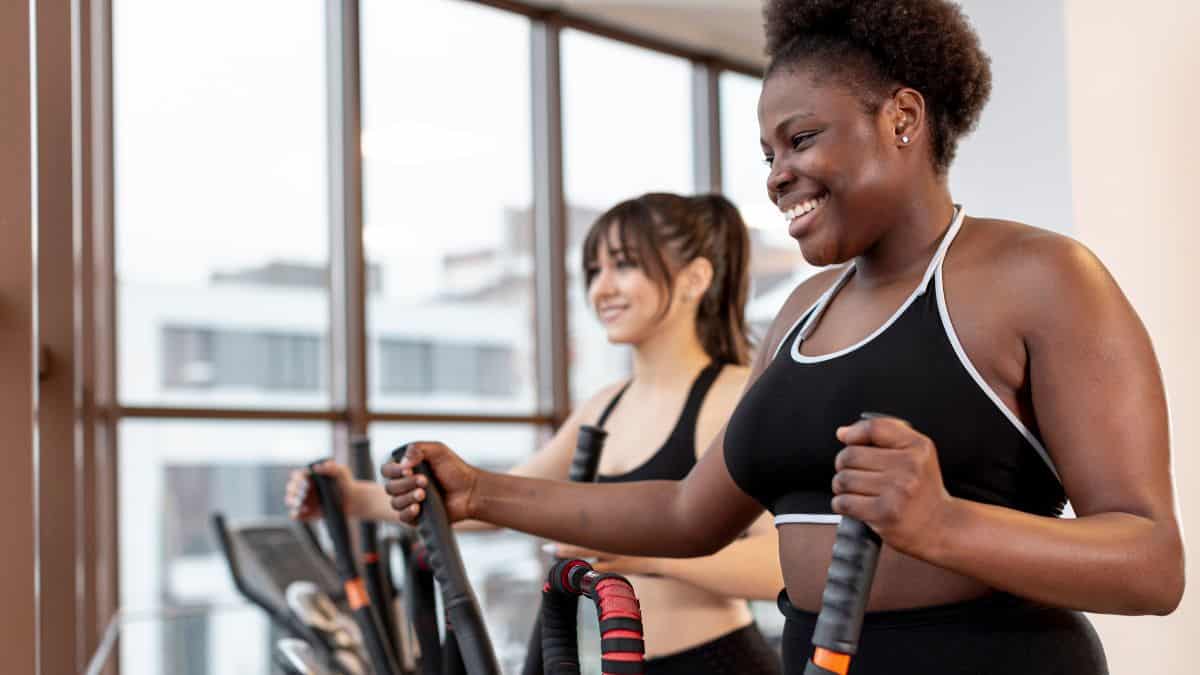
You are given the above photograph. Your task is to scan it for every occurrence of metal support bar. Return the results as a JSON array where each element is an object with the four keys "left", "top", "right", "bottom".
[
  {"left": 326, "top": 0, "right": 368, "bottom": 457},
  {"left": 531, "top": 19, "right": 570, "bottom": 425},
  {"left": 692, "top": 61, "right": 723, "bottom": 193},
  {"left": 86, "top": 2, "right": 120, "bottom": 671}
]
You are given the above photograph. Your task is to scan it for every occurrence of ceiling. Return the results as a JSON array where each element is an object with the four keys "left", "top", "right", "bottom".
[
  {"left": 512, "top": 0, "right": 769, "bottom": 68},
  {"left": 504, "top": 1, "right": 994, "bottom": 72}
]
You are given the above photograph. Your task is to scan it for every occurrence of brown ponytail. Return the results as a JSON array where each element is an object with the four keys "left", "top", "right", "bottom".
[{"left": 581, "top": 192, "right": 752, "bottom": 365}]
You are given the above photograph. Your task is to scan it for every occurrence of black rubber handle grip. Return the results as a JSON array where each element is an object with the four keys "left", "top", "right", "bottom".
[
  {"left": 809, "top": 412, "right": 893, "bottom": 659},
  {"left": 442, "top": 628, "right": 468, "bottom": 675},
  {"left": 542, "top": 560, "right": 644, "bottom": 675},
  {"left": 390, "top": 447, "right": 502, "bottom": 675},
  {"left": 308, "top": 460, "right": 402, "bottom": 675},
  {"left": 307, "top": 462, "right": 358, "bottom": 581},
  {"left": 349, "top": 438, "right": 400, "bottom": 662},
  {"left": 349, "top": 436, "right": 375, "bottom": 482},
  {"left": 402, "top": 536, "right": 441, "bottom": 675},
  {"left": 567, "top": 425, "right": 607, "bottom": 483},
  {"left": 521, "top": 622, "right": 545, "bottom": 675},
  {"left": 810, "top": 516, "right": 881, "bottom": 655},
  {"left": 540, "top": 587, "right": 581, "bottom": 675}
]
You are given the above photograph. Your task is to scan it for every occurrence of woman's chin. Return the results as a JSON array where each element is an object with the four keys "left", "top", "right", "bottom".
[
  {"left": 602, "top": 327, "right": 635, "bottom": 345},
  {"left": 796, "top": 243, "right": 833, "bottom": 268},
  {"left": 794, "top": 235, "right": 843, "bottom": 268}
]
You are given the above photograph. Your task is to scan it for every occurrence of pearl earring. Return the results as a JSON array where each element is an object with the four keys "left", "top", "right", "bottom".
[{"left": 902, "top": 135, "right": 910, "bottom": 144}]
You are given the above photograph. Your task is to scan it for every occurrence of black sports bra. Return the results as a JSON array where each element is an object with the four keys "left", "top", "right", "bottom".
[
  {"left": 595, "top": 362, "right": 724, "bottom": 483},
  {"left": 723, "top": 208, "right": 1066, "bottom": 526}
]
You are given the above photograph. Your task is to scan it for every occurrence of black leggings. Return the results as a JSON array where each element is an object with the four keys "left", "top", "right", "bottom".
[
  {"left": 777, "top": 591, "right": 1107, "bottom": 675},
  {"left": 643, "top": 623, "right": 781, "bottom": 675}
]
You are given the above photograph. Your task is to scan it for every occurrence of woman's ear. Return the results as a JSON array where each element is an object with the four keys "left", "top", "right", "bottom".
[
  {"left": 887, "top": 87, "right": 927, "bottom": 148},
  {"left": 679, "top": 257, "right": 714, "bottom": 303}
]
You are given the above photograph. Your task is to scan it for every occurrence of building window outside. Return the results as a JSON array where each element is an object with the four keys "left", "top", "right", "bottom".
[
  {"left": 114, "top": 0, "right": 331, "bottom": 410},
  {"left": 361, "top": 0, "right": 537, "bottom": 415},
  {"left": 378, "top": 339, "right": 515, "bottom": 397},
  {"left": 161, "top": 326, "right": 323, "bottom": 392},
  {"left": 378, "top": 338, "right": 433, "bottom": 394}
]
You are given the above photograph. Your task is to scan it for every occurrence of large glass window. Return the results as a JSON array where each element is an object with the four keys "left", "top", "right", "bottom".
[
  {"left": 118, "top": 419, "right": 331, "bottom": 675},
  {"left": 720, "top": 71, "right": 815, "bottom": 343},
  {"left": 561, "top": 31, "right": 694, "bottom": 405},
  {"left": 360, "top": 0, "right": 536, "bottom": 415},
  {"left": 113, "top": 0, "right": 331, "bottom": 410}
]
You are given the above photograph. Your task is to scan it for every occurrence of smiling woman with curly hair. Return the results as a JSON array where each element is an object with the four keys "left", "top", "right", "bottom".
[{"left": 380, "top": 3, "right": 1183, "bottom": 673}]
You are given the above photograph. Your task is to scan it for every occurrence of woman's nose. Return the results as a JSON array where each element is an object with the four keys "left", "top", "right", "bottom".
[
  {"left": 767, "top": 164, "right": 795, "bottom": 203},
  {"left": 589, "top": 267, "right": 615, "bottom": 297}
]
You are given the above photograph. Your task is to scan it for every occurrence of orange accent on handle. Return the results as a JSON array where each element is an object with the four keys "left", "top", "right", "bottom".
[
  {"left": 345, "top": 578, "right": 370, "bottom": 610},
  {"left": 362, "top": 552, "right": 380, "bottom": 564},
  {"left": 813, "top": 648, "right": 851, "bottom": 675}
]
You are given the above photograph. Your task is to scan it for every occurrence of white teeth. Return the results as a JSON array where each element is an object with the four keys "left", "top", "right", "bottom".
[{"left": 782, "top": 192, "right": 829, "bottom": 222}]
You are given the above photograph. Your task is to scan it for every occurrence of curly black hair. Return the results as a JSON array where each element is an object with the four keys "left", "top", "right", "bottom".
[{"left": 763, "top": 0, "right": 991, "bottom": 172}]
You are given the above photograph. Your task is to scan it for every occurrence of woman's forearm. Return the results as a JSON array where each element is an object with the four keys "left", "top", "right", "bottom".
[
  {"left": 927, "top": 498, "right": 1184, "bottom": 615},
  {"left": 350, "top": 480, "right": 399, "bottom": 522},
  {"left": 470, "top": 471, "right": 716, "bottom": 557},
  {"left": 652, "top": 533, "right": 784, "bottom": 601}
]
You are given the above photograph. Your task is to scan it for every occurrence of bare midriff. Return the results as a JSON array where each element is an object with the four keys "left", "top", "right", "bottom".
[
  {"left": 779, "top": 523, "right": 991, "bottom": 612},
  {"left": 620, "top": 573, "right": 754, "bottom": 659}
]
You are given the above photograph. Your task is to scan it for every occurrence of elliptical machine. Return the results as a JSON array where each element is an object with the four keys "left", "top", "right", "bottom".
[{"left": 217, "top": 430, "right": 648, "bottom": 675}]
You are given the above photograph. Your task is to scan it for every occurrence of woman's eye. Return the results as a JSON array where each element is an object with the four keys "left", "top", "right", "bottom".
[
  {"left": 791, "top": 132, "right": 818, "bottom": 150},
  {"left": 615, "top": 259, "right": 638, "bottom": 269},
  {"left": 763, "top": 132, "right": 818, "bottom": 167}
]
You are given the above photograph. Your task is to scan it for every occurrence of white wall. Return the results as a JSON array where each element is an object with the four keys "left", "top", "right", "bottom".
[
  {"left": 1065, "top": 1, "right": 1200, "bottom": 672},
  {"left": 953, "top": 0, "right": 1075, "bottom": 234}
]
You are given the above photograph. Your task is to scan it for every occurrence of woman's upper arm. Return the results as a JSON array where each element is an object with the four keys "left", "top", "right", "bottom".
[{"left": 1018, "top": 236, "right": 1174, "bottom": 521}]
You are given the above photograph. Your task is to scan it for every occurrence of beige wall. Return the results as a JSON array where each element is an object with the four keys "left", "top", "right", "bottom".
[{"left": 1066, "top": 1, "right": 1200, "bottom": 672}]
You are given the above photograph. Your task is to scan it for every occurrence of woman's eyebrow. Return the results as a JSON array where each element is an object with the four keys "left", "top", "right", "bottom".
[{"left": 761, "top": 110, "right": 817, "bottom": 145}]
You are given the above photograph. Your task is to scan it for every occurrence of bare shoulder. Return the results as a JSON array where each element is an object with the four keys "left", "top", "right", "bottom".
[
  {"left": 715, "top": 363, "right": 751, "bottom": 392},
  {"left": 952, "top": 217, "right": 1127, "bottom": 330},
  {"left": 706, "top": 363, "right": 751, "bottom": 412},
  {"left": 956, "top": 217, "right": 1098, "bottom": 273},
  {"left": 574, "top": 379, "right": 632, "bottom": 426}
]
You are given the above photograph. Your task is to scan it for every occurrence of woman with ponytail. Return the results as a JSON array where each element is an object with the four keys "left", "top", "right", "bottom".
[{"left": 289, "top": 192, "right": 783, "bottom": 674}]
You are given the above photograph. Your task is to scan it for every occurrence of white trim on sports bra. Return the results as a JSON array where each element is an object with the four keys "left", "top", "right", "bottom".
[
  {"left": 786, "top": 206, "right": 965, "bottom": 364},
  {"left": 934, "top": 257, "right": 1062, "bottom": 482},
  {"left": 774, "top": 514, "right": 843, "bottom": 526}
]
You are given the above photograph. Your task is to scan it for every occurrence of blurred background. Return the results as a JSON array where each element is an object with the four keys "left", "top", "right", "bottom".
[{"left": 2, "top": 1, "right": 1197, "bottom": 673}]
